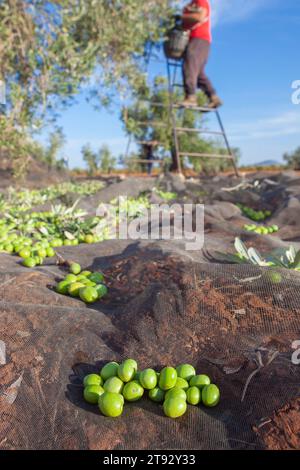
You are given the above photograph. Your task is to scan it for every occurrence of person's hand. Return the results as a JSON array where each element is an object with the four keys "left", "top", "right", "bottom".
[
  {"left": 196, "top": 13, "right": 209, "bottom": 25},
  {"left": 186, "top": 5, "right": 202, "bottom": 14},
  {"left": 194, "top": 12, "right": 205, "bottom": 22},
  {"left": 183, "top": 7, "right": 207, "bottom": 25}
]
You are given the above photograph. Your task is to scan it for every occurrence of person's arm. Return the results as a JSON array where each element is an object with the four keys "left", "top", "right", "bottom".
[{"left": 182, "top": 7, "right": 208, "bottom": 26}]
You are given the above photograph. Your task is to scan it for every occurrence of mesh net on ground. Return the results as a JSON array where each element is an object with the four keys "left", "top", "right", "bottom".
[
  {"left": 1, "top": 171, "right": 300, "bottom": 450},
  {"left": 0, "top": 240, "right": 299, "bottom": 450}
]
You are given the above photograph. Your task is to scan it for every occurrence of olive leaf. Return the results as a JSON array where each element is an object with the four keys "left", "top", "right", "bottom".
[
  {"left": 290, "top": 249, "right": 300, "bottom": 269},
  {"left": 248, "top": 247, "right": 269, "bottom": 267},
  {"left": 228, "top": 238, "right": 300, "bottom": 271},
  {"left": 1, "top": 373, "right": 24, "bottom": 405},
  {"left": 234, "top": 237, "right": 250, "bottom": 261},
  {"left": 38, "top": 226, "right": 49, "bottom": 236},
  {"left": 64, "top": 231, "right": 75, "bottom": 240}
]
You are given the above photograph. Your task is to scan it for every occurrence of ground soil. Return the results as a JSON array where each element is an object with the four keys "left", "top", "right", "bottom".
[{"left": 254, "top": 398, "right": 300, "bottom": 450}]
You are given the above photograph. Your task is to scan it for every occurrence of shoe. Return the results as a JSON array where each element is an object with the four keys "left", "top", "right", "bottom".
[
  {"left": 207, "top": 95, "right": 223, "bottom": 109},
  {"left": 180, "top": 95, "right": 198, "bottom": 107}
]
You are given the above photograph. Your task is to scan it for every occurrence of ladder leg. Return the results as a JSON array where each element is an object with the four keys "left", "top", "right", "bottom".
[
  {"left": 167, "top": 60, "right": 182, "bottom": 174},
  {"left": 215, "top": 110, "right": 239, "bottom": 177},
  {"left": 172, "top": 62, "right": 178, "bottom": 90},
  {"left": 125, "top": 134, "right": 132, "bottom": 160}
]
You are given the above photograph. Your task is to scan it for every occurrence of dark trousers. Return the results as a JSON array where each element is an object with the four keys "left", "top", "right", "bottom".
[{"left": 183, "top": 38, "right": 216, "bottom": 98}]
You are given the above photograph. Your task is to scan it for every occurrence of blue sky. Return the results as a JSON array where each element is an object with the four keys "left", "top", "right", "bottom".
[{"left": 40, "top": 0, "right": 300, "bottom": 168}]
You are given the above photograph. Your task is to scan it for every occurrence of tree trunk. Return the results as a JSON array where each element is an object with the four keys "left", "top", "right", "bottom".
[{"left": 170, "top": 147, "right": 181, "bottom": 172}]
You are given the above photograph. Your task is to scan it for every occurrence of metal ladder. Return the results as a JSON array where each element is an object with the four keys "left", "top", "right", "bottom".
[
  {"left": 124, "top": 47, "right": 239, "bottom": 177},
  {"left": 166, "top": 57, "right": 239, "bottom": 176}
]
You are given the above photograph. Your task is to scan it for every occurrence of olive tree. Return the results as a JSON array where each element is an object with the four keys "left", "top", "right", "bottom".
[
  {"left": 98, "top": 145, "right": 116, "bottom": 174},
  {"left": 0, "top": 0, "right": 177, "bottom": 176},
  {"left": 81, "top": 144, "right": 99, "bottom": 175},
  {"left": 284, "top": 147, "right": 300, "bottom": 170}
]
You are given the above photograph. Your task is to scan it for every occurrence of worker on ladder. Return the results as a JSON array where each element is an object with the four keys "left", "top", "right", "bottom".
[{"left": 181, "top": 0, "right": 222, "bottom": 109}]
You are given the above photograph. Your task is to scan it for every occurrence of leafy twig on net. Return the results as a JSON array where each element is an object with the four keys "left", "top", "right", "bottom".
[{"left": 241, "top": 350, "right": 279, "bottom": 402}]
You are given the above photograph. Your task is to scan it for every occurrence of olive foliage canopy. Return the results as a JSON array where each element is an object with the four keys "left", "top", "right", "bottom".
[{"left": 0, "top": 0, "right": 177, "bottom": 173}]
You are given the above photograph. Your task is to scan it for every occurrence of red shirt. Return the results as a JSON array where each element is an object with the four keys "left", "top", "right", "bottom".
[{"left": 183, "top": 0, "right": 212, "bottom": 43}]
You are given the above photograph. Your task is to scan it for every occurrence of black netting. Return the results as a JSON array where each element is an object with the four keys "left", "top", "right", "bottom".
[
  {"left": 0, "top": 242, "right": 299, "bottom": 450},
  {"left": 1, "top": 172, "right": 300, "bottom": 450}
]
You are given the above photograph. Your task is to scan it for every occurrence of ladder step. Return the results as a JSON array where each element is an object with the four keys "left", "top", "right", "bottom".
[
  {"left": 136, "top": 141, "right": 163, "bottom": 145},
  {"left": 137, "top": 101, "right": 177, "bottom": 109},
  {"left": 142, "top": 101, "right": 171, "bottom": 108},
  {"left": 136, "top": 121, "right": 169, "bottom": 127},
  {"left": 135, "top": 101, "right": 165, "bottom": 108},
  {"left": 179, "top": 152, "right": 234, "bottom": 160},
  {"left": 167, "top": 61, "right": 182, "bottom": 67},
  {"left": 173, "top": 104, "right": 214, "bottom": 112},
  {"left": 136, "top": 101, "right": 214, "bottom": 113},
  {"left": 126, "top": 159, "right": 163, "bottom": 164},
  {"left": 175, "top": 127, "right": 225, "bottom": 136}
]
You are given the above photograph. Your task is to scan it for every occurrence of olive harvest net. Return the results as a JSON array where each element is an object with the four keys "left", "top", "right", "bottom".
[
  {"left": 0, "top": 241, "right": 299, "bottom": 450},
  {"left": 0, "top": 173, "right": 300, "bottom": 450}
]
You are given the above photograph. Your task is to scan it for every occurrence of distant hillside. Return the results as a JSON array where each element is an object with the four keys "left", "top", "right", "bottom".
[{"left": 251, "top": 160, "right": 283, "bottom": 167}]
